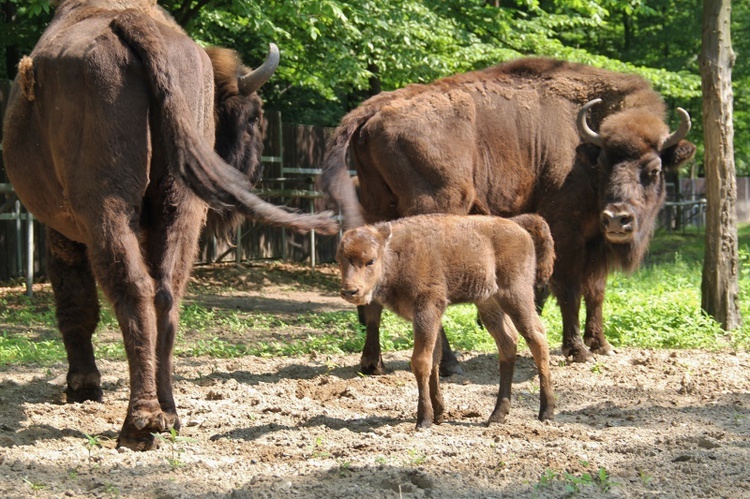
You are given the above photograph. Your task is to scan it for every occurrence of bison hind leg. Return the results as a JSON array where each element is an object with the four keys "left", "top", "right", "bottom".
[{"left": 47, "top": 229, "right": 103, "bottom": 404}]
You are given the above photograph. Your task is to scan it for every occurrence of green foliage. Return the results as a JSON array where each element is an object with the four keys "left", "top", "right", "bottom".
[{"left": 153, "top": 427, "right": 196, "bottom": 470}]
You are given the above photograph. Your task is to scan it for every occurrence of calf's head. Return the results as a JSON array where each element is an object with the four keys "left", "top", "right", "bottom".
[
  {"left": 577, "top": 99, "right": 696, "bottom": 269},
  {"left": 336, "top": 223, "right": 392, "bottom": 306}
]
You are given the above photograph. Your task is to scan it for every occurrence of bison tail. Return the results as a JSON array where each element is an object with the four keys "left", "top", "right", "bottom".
[
  {"left": 110, "top": 11, "right": 338, "bottom": 235},
  {"left": 509, "top": 214, "right": 555, "bottom": 285},
  {"left": 320, "top": 118, "right": 369, "bottom": 229}
]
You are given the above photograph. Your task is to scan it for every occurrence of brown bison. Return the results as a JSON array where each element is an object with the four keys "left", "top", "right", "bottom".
[
  {"left": 336, "top": 214, "right": 556, "bottom": 427},
  {"left": 2, "top": 0, "right": 336, "bottom": 450},
  {"left": 322, "top": 57, "right": 695, "bottom": 372}
]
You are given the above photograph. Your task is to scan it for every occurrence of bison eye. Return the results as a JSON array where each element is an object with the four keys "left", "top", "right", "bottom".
[{"left": 366, "top": 259, "right": 375, "bottom": 266}]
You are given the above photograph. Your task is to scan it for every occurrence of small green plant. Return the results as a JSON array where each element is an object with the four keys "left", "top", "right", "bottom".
[
  {"left": 639, "top": 469, "right": 654, "bottom": 485},
  {"left": 536, "top": 468, "right": 558, "bottom": 489},
  {"left": 536, "top": 467, "right": 618, "bottom": 494},
  {"left": 590, "top": 362, "right": 604, "bottom": 374},
  {"left": 22, "top": 477, "right": 46, "bottom": 491},
  {"left": 153, "top": 428, "right": 196, "bottom": 470},
  {"left": 407, "top": 449, "right": 426, "bottom": 466},
  {"left": 307, "top": 437, "right": 331, "bottom": 459},
  {"left": 338, "top": 459, "right": 352, "bottom": 476},
  {"left": 83, "top": 432, "right": 103, "bottom": 468}
]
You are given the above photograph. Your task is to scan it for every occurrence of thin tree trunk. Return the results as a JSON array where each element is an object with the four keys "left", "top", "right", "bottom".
[{"left": 700, "top": 0, "right": 741, "bottom": 330}]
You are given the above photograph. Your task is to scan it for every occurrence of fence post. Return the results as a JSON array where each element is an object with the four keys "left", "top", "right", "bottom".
[{"left": 25, "top": 211, "right": 33, "bottom": 297}]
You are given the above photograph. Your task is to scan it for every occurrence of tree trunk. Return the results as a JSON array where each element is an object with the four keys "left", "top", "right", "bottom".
[{"left": 700, "top": 0, "right": 741, "bottom": 330}]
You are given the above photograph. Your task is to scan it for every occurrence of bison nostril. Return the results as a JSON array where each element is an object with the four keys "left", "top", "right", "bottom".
[
  {"left": 619, "top": 215, "right": 633, "bottom": 226},
  {"left": 341, "top": 288, "right": 359, "bottom": 297}
]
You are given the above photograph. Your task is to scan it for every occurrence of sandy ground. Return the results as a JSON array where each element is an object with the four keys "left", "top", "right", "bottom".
[{"left": 0, "top": 262, "right": 748, "bottom": 498}]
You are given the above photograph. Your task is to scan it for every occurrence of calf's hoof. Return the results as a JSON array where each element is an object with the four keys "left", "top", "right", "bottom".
[
  {"left": 65, "top": 372, "right": 103, "bottom": 403},
  {"left": 359, "top": 356, "right": 387, "bottom": 376}
]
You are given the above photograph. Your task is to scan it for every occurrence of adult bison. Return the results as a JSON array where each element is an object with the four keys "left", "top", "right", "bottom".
[
  {"left": 2, "top": 0, "right": 336, "bottom": 450},
  {"left": 322, "top": 57, "right": 695, "bottom": 373}
]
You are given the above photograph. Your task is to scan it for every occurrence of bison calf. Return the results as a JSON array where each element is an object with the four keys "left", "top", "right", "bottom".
[{"left": 336, "top": 214, "right": 556, "bottom": 428}]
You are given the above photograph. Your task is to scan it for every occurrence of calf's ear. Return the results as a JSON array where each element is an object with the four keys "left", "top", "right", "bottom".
[
  {"left": 377, "top": 222, "right": 392, "bottom": 244},
  {"left": 662, "top": 139, "right": 696, "bottom": 171}
]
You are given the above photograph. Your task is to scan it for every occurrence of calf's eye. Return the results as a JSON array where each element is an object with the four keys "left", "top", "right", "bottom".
[{"left": 366, "top": 259, "right": 375, "bottom": 266}]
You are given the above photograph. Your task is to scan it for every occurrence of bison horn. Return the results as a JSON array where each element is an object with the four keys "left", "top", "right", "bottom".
[
  {"left": 577, "top": 98, "right": 604, "bottom": 147},
  {"left": 238, "top": 43, "right": 280, "bottom": 95},
  {"left": 662, "top": 108, "right": 691, "bottom": 150}
]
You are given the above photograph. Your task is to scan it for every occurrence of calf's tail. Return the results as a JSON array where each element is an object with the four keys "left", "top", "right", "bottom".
[
  {"left": 110, "top": 10, "right": 337, "bottom": 235},
  {"left": 509, "top": 214, "right": 555, "bottom": 285},
  {"left": 320, "top": 111, "right": 377, "bottom": 229}
]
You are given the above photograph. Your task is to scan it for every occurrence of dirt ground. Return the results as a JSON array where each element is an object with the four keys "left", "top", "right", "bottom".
[{"left": 0, "top": 262, "right": 749, "bottom": 498}]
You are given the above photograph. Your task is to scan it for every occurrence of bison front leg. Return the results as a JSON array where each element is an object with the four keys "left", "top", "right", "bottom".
[
  {"left": 411, "top": 304, "right": 445, "bottom": 429},
  {"left": 553, "top": 284, "right": 593, "bottom": 363},
  {"left": 47, "top": 229, "right": 102, "bottom": 403},
  {"left": 583, "top": 276, "right": 615, "bottom": 356},
  {"left": 438, "top": 325, "right": 463, "bottom": 377}
]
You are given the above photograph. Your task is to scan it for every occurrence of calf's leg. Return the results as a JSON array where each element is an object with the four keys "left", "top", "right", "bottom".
[
  {"left": 47, "top": 229, "right": 102, "bottom": 403},
  {"left": 360, "top": 304, "right": 461, "bottom": 376},
  {"left": 477, "top": 300, "right": 517, "bottom": 424},
  {"left": 498, "top": 291, "right": 555, "bottom": 422},
  {"left": 411, "top": 303, "right": 445, "bottom": 429}
]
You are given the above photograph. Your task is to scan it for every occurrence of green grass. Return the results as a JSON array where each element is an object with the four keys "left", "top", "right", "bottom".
[{"left": 0, "top": 225, "right": 748, "bottom": 366}]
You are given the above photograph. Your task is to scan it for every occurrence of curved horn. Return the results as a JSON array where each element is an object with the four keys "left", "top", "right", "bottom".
[
  {"left": 238, "top": 43, "right": 280, "bottom": 95},
  {"left": 577, "top": 98, "right": 604, "bottom": 147},
  {"left": 662, "top": 107, "right": 691, "bottom": 150}
]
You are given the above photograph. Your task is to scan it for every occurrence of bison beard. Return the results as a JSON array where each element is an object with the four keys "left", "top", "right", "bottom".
[
  {"left": 2, "top": 0, "right": 336, "bottom": 451},
  {"left": 322, "top": 56, "right": 695, "bottom": 371}
]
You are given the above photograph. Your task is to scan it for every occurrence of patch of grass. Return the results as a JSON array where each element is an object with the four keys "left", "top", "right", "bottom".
[{"left": 1, "top": 225, "right": 748, "bottom": 366}]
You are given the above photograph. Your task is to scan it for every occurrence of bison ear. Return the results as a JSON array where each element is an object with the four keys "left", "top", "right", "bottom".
[
  {"left": 377, "top": 222, "right": 392, "bottom": 244},
  {"left": 575, "top": 143, "right": 600, "bottom": 168},
  {"left": 662, "top": 139, "right": 696, "bottom": 172}
]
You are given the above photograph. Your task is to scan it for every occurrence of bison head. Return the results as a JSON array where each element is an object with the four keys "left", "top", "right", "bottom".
[
  {"left": 336, "top": 223, "right": 392, "bottom": 306},
  {"left": 577, "top": 99, "right": 696, "bottom": 270},
  {"left": 204, "top": 44, "right": 279, "bottom": 236}
]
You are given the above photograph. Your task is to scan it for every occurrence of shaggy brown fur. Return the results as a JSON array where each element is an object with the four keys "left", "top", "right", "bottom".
[
  {"left": 336, "top": 214, "right": 555, "bottom": 427},
  {"left": 2, "top": 0, "right": 336, "bottom": 451},
  {"left": 322, "top": 57, "right": 695, "bottom": 370}
]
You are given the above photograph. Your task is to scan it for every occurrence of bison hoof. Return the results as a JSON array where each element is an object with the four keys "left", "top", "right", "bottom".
[
  {"left": 117, "top": 402, "right": 179, "bottom": 451},
  {"left": 359, "top": 357, "right": 387, "bottom": 376},
  {"left": 439, "top": 359, "right": 464, "bottom": 377},
  {"left": 562, "top": 344, "right": 594, "bottom": 363},
  {"left": 538, "top": 406, "right": 555, "bottom": 422},
  {"left": 590, "top": 344, "right": 616, "bottom": 356},
  {"left": 486, "top": 411, "right": 507, "bottom": 426},
  {"left": 415, "top": 419, "right": 433, "bottom": 431},
  {"left": 65, "top": 373, "right": 103, "bottom": 403}
]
